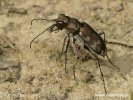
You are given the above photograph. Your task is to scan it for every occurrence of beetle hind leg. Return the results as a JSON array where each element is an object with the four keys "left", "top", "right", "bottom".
[
  {"left": 96, "top": 58, "right": 107, "bottom": 94},
  {"left": 85, "top": 48, "right": 107, "bottom": 94}
]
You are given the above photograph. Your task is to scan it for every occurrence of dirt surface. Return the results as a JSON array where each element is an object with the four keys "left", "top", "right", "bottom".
[{"left": 0, "top": 0, "right": 133, "bottom": 100}]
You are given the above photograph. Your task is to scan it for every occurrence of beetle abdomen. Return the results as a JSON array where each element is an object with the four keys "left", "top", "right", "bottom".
[{"left": 79, "top": 22, "right": 106, "bottom": 55}]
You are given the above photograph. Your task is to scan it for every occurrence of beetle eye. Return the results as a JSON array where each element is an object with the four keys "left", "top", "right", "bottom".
[{"left": 58, "top": 21, "right": 64, "bottom": 24}]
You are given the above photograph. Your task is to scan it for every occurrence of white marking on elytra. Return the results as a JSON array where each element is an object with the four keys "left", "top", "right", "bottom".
[
  {"left": 84, "top": 36, "right": 90, "bottom": 41},
  {"left": 79, "top": 32, "right": 82, "bottom": 35},
  {"left": 91, "top": 40, "right": 100, "bottom": 49}
]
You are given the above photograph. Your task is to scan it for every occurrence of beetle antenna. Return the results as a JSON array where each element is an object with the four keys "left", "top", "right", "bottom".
[
  {"left": 30, "top": 24, "right": 56, "bottom": 48},
  {"left": 30, "top": 27, "right": 49, "bottom": 48},
  {"left": 31, "top": 18, "right": 55, "bottom": 25}
]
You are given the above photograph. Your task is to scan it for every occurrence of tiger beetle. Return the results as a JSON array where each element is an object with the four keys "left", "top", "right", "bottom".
[{"left": 30, "top": 14, "right": 125, "bottom": 94}]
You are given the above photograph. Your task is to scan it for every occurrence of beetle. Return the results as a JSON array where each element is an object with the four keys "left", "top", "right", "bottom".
[{"left": 30, "top": 14, "right": 121, "bottom": 94}]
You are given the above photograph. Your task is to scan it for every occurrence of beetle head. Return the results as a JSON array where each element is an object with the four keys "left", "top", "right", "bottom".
[
  {"left": 53, "top": 14, "right": 70, "bottom": 30},
  {"left": 30, "top": 14, "right": 70, "bottom": 48}
]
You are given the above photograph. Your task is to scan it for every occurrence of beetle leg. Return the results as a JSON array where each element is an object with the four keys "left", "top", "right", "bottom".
[
  {"left": 63, "top": 29, "right": 80, "bottom": 81},
  {"left": 62, "top": 36, "right": 68, "bottom": 53},
  {"left": 70, "top": 37, "right": 81, "bottom": 57},
  {"left": 98, "top": 32, "right": 120, "bottom": 70},
  {"left": 84, "top": 44, "right": 107, "bottom": 94},
  {"left": 90, "top": 52, "right": 107, "bottom": 94},
  {"left": 70, "top": 37, "right": 80, "bottom": 84},
  {"left": 73, "top": 57, "right": 79, "bottom": 85},
  {"left": 62, "top": 36, "right": 70, "bottom": 73},
  {"left": 62, "top": 35, "right": 80, "bottom": 84},
  {"left": 96, "top": 58, "right": 107, "bottom": 94},
  {"left": 96, "top": 33, "right": 126, "bottom": 81},
  {"left": 99, "top": 32, "right": 121, "bottom": 70}
]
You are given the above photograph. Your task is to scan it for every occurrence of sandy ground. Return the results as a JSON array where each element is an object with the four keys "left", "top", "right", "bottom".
[{"left": 0, "top": 0, "right": 133, "bottom": 100}]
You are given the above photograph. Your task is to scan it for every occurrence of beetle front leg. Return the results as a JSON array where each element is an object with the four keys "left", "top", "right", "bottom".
[
  {"left": 62, "top": 36, "right": 69, "bottom": 54},
  {"left": 61, "top": 36, "right": 70, "bottom": 73}
]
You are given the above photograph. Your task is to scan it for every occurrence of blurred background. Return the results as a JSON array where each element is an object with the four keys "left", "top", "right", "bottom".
[{"left": 0, "top": 0, "right": 133, "bottom": 100}]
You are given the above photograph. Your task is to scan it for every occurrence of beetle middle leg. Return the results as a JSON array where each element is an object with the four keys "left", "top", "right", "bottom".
[{"left": 70, "top": 37, "right": 81, "bottom": 84}]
